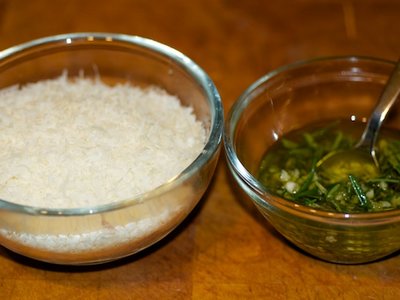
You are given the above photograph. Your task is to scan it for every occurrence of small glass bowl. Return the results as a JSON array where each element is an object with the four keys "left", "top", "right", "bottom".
[
  {"left": 224, "top": 56, "right": 400, "bottom": 264},
  {"left": 0, "top": 33, "right": 223, "bottom": 265}
]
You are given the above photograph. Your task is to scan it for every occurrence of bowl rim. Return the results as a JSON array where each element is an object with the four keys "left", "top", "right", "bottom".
[
  {"left": 0, "top": 32, "right": 224, "bottom": 216},
  {"left": 224, "top": 55, "right": 400, "bottom": 225}
]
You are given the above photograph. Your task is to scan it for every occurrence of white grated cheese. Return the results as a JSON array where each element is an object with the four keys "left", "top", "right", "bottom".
[
  {"left": 0, "top": 74, "right": 206, "bottom": 209},
  {"left": 0, "top": 74, "right": 208, "bottom": 262}
]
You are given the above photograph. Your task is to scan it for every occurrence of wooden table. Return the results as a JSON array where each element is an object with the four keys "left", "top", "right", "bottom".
[{"left": 1, "top": 0, "right": 400, "bottom": 299}]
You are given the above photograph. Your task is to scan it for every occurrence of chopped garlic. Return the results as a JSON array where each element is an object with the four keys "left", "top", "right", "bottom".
[
  {"left": 285, "top": 181, "right": 298, "bottom": 193},
  {"left": 280, "top": 169, "right": 290, "bottom": 181},
  {"left": 366, "top": 189, "right": 374, "bottom": 199}
]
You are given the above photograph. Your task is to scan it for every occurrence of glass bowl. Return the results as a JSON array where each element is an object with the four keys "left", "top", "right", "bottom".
[
  {"left": 0, "top": 33, "right": 223, "bottom": 265},
  {"left": 224, "top": 56, "right": 400, "bottom": 264}
]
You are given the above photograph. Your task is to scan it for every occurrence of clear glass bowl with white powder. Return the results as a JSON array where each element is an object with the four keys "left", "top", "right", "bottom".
[{"left": 0, "top": 33, "right": 223, "bottom": 265}]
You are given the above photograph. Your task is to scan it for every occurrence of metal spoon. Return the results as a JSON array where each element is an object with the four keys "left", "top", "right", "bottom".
[{"left": 318, "top": 60, "right": 400, "bottom": 180}]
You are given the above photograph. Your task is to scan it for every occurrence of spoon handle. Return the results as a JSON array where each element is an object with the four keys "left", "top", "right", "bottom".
[{"left": 357, "top": 60, "right": 400, "bottom": 150}]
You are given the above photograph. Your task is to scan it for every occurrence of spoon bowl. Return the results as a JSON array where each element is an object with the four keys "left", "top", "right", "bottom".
[
  {"left": 317, "top": 148, "right": 378, "bottom": 183},
  {"left": 318, "top": 59, "right": 400, "bottom": 176}
]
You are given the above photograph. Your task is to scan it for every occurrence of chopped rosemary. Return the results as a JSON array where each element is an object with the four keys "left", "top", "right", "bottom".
[
  {"left": 348, "top": 174, "right": 371, "bottom": 210},
  {"left": 258, "top": 120, "right": 400, "bottom": 213}
]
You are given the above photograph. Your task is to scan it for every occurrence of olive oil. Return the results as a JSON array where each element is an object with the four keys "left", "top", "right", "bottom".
[{"left": 258, "top": 119, "right": 400, "bottom": 213}]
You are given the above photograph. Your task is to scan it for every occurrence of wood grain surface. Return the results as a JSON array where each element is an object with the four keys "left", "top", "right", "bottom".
[{"left": 1, "top": 0, "right": 400, "bottom": 299}]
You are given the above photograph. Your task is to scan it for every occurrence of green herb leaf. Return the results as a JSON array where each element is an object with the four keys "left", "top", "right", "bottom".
[
  {"left": 348, "top": 174, "right": 371, "bottom": 210},
  {"left": 281, "top": 138, "right": 298, "bottom": 149}
]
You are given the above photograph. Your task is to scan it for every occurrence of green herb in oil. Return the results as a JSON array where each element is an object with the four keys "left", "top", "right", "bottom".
[{"left": 258, "top": 120, "right": 400, "bottom": 213}]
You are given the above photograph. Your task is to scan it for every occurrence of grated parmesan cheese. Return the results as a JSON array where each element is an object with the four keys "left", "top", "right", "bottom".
[{"left": 0, "top": 74, "right": 206, "bottom": 208}]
